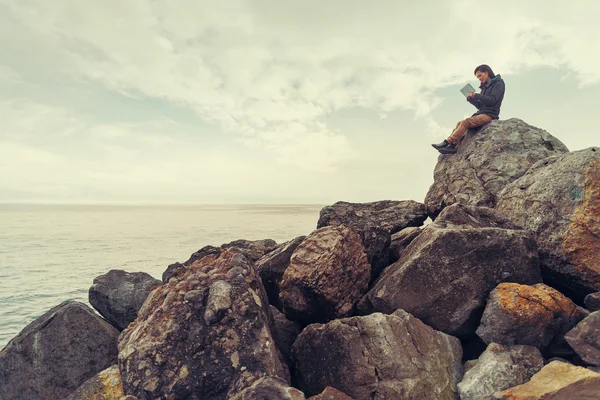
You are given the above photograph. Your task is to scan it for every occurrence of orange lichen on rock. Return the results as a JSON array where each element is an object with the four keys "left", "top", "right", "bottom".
[{"left": 563, "top": 159, "right": 600, "bottom": 289}]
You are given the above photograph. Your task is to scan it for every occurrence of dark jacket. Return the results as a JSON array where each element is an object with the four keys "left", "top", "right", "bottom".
[{"left": 467, "top": 74, "right": 505, "bottom": 119}]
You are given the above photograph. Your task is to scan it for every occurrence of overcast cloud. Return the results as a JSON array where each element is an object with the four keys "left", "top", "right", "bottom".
[{"left": 1, "top": 0, "right": 599, "bottom": 204}]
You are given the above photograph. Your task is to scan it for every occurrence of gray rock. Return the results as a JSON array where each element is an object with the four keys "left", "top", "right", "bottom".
[
  {"left": 457, "top": 343, "right": 544, "bottom": 400},
  {"left": 359, "top": 204, "right": 541, "bottom": 337},
  {"left": 256, "top": 236, "right": 306, "bottom": 309},
  {"left": 0, "top": 301, "right": 119, "bottom": 400},
  {"left": 280, "top": 226, "right": 370, "bottom": 324},
  {"left": 293, "top": 309, "right": 463, "bottom": 399},
  {"left": 584, "top": 292, "right": 600, "bottom": 311},
  {"left": 270, "top": 306, "right": 302, "bottom": 365},
  {"left": 496, "top": 147, "right": 600, "bottom": 299},
  {"left": 229, "top": 377, "right": 306, "bottom": 400},
  {"left": 317, "top": 200, "right": 428, "bottom": 278},
  {"left": 162, "top": 239, "right": 278, "bottom": 282},
  {"left": 118, "top": 248, "right": 289, "bottom": 400},
  {"left": 476, "top": 283, "right": 588, "bottom": 351},
  {"left": 89, "top": 270, "right": 161, "bottom": 331},
  {"left": 565, "top": 311, "right": 600, "bottom": 366},
  {"left": 388, "top": 226, "right": 421, "bottom": 263},
  {"left": 425, "top": 118, "right": 568, "bottom": 216}
]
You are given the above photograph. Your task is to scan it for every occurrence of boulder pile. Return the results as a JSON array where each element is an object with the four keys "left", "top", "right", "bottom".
[{"left": 2, "top": 118, "right": 600, "bottom": 399}]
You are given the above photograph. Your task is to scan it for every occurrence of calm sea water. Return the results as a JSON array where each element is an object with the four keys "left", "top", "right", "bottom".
[{"left": 0, "top": 204, "right": 323, "bottom": 348}]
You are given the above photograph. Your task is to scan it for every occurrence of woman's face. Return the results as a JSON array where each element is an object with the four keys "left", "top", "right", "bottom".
[{"left": 475, "top": 70, "right": 489, "bottom": 83}]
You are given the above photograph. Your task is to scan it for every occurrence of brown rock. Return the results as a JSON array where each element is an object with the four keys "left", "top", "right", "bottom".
[
  {"left": 308, "top": 386, "right": 354, "bottom": 399},
  {"left": 0, "top": 301, "right": 119, "bottom": 400},
  {"left": 317, "top": 200, "right": 428, "bottom": 277},
  {"left": 270, "top": 305, "right": 302, "bottom": 365},
  {"left": 293, "top": 310, "right": 463, "bottom": 399},
  {"left": 425, "top": 118, "right": 568, "bottom": 217},
  {"left": 65, "top": 365, "right": 124, "bottom": 400},
  {"left": 359, "top": 204, "right": 541, "bottom": 337},
  {"left": 229, "top": 377, "right": 306, "bottom": 400},
  {"left": 280, "top": 226, "right": 370, "bottom": 323},
  {"left": 497, "top": 147, "right": 600, "bottom": 300},
  {"left": 256, "top": 236, "right": 306, "bottom": 309},
  {"left": 388, "top": 226, "right": 421, "bottom": 263},
  {"left": 584, "top": 292, "right": 600, "bottom": 311},
  {"left": 118, "top": 248, "right": 289, "bottom": 400},
  {"left": 476, "top": 283, "right": 588, "bottom": 350},
  {"left": 565, "top": 311, "right": 600, "bottom": 366},
  {"left": 496, "top": 361, "right": 600, "bottom": 399}
]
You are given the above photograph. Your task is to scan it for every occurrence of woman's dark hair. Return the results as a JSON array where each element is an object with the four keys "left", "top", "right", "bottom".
[{"left": 474, "top": 64, "right": 496, "bottom": 79}]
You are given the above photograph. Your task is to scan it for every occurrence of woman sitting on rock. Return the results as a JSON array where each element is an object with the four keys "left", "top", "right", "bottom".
[{"left": 432, "top": 64, "right": 505, "bottom": 154}]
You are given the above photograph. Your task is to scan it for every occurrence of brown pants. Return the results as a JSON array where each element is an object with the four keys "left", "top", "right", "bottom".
[{"left": 447, "top": 114, "right": 494, "bottom": 144}]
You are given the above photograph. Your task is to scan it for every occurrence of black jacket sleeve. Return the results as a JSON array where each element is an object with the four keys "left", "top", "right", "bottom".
[
  {"left": 474, "top": 80, "right": 505, "bottom": 106},
  {"left": 467, "top": 96, "right": 482, "bottom": 109}
]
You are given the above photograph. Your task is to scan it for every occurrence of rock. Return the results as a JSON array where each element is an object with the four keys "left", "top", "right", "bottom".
[
  {"left": 89, "top": 270, "right": 161, "bottom": 331},
  {"left": 280, "top": 226, "right": 370, "bottom": 324},
  {"left": 270, "top": 306, "right": 302, "bottom": 365},
  {"left": 584, "top": 292, "right": 600, "bottom": 311},
  {"left": 317, "top": 200, "right": 428, "bottom": 277},
  {"left": 359, "top": 204, "right": 541, "bottom": 337},
  {"left": 495, "top": 360, "right": 600, "bottom": 399},
  {"left": 229, "top": 377, "right": 306, "bottom": 400},
  {"left": 476, "top": 283, "right": 588, "bottom": 351},
  {"left": 457, "top": 343, "right": 544, "bottom": 400},
  {"left": 308, "top": 386, "right": 354, "bottom": 399},
  {"left": 162, "top": 239, "right": 278, "bottom": 282},
  {"left": 256, "top": 236, "right": 306, "bottom": 309},
  {"left": 293, "top": 310, "right": 463, "bottom": 399},
  {"left": 118, "top": 248, "right": 289, "bottom": 400},
  {"left": 497, "top": 147, "right": 600, "bottom": 300},
  {"left": 388, "top": 226, "right": 421, "bottom": 263},
  {"left": 65, "top": 365, "right": 124, "bottom": 400},
  {"left": 565, "top": 311, "right": 600, "bottom": 366},
  {"left": 0, "top": 301, "right": 119, "bottom": 400},
  {"left": 425, "top": 118, "right": 568, "bottom": 216}
]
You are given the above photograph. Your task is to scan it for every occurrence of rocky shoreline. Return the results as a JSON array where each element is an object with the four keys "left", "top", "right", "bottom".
[{"left": 2, "top": 118, "right": 600, "bottom": 399}]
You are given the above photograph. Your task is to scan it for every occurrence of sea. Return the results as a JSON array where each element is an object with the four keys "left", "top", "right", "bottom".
[{"left": 0, "top": 203, "right": 323, "bottom": 349}]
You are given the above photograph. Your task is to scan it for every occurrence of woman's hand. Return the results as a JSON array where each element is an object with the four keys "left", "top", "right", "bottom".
[{"left": 468, "top": 92, "right": 476, "bottom": 98}]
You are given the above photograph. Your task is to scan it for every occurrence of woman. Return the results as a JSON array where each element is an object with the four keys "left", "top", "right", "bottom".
[{"left": 432, "top": 64, "right": 505, "bottom": 154}]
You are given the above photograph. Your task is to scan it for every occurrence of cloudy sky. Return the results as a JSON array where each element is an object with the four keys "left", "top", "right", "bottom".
[{"left": 1, "top": 1, "right": 598, "bottom": 204}]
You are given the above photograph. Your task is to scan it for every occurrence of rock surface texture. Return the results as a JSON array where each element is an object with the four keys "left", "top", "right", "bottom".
[
  {"left": 388, "top": 226, "right": 421, "bottom": 263},
  {"left": 316, "top": 200, "right": 427, "bottom": 277},
  {"left": 496, "top": 360, "right": 600, "bottom": 399},
  {"left": 0, "top": 301, "right": 119, "bottom": 400},
  {"left": 476, "top": 283, "right": 588, "bottom": 350},
  {"left": 89, "top": 270, "right": 161, "bottom": 330},
  {"left": 497, "top": 147, "right": 600, "bottom": 299},
  {"left": 565, "top": 311, "right": 600, "bottom": 366},
  {"left": 425, "top": 118, "right": 568, "bottom": 216},
  {"left": 280, "top": 226, "right": 370, "bottom": 324},
  {"left": 308, "top": 386, "right": 354, "bottom": 399},
  {"left": 457, "top": 343, "right": 544, "bottom": 400},
  {"left": 65, "top": 365, "right": 124, "bottom": 400},
  {"left": 229, "top": 377, "right": 306, "bottom": 400},
  {"left": 359, "top": 204, "right": 541, "bottom": 337},
  {"left": 584, "top": 292, "right": 600, "bottom": 311},
  {"left": 118, "top": 248, "right": 289, "bottom": 400},
  {"left": 293, "top": 310, "right": 463, "bottom": 400}
]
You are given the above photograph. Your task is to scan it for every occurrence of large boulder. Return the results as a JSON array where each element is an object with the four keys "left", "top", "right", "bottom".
[
  {"left": 496, "top": 361, "right": 600, "bottom": 399},
  {"left": 118, "top": 248, "right": 289, "bottom": 400},
  {"left": 162, "top": 238, "right": 278, "bottom": 282},
  {"left": 457, "top": 343, "right": 543, "bottom": 400},
  {"left": 425, "top": 118, "right": 568, "bottom": 216},
  {"left": 565, "top": 311, "right": 600, "bottom": 366},
  {"left": 476, "top": 283, "right": 588, "bottom": 351},
  {"left": 0, "top": 301, "right": 119, "bottom": 400},
  {"left": 89, "top": 270, "right": 161, "bottom": 330},
  {"left": 229, "top": 377, "right": 306, "bottom": 400},
  {"left": 388, "top": 226, "right": 421, "bottom": 263},
  {"left": 317, "top": 200, "right": 428, "bottom": 277},
  {"left": 308, "top": 386, "right": 354, "bottom": 399},
  {"left": 293, "top": 310, "right": 463, "bottom": 399},
  {"left": 65, "top": 365, "right": 124, "bottom": 400},
  {"left": 255, "top": 236, "right": 306, "bottom": 309},
  {"left": 497, "top": 147, "right": 600, "bottom": 299},
  {"left": 270, "top": 306, "right": 302, "bottom": 365},
  {"left": 359, "top": 204, "right": 542, "bottom": 337},
  {"left": 280, "top": 226, "right": 370, "bottom": 324}
]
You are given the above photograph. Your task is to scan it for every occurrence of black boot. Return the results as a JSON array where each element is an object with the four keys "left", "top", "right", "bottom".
[
  {"left": 431, "top": 139, "right": 450, "bottom": 150},
  {"left": 438, "top": 143, "right": 457, "bottom": 154}
]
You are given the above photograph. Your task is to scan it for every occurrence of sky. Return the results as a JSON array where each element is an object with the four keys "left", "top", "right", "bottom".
[{"left": 1, "top": 0, "right": 599, "bottom": 204}]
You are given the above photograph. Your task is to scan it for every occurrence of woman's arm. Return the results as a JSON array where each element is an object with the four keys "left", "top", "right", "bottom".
[
  {"left": 474, "top": 80, "right": 505, "bottom": 106},
  {"left": 467, "top": 95, "right": 482, "bottom": 109}
]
